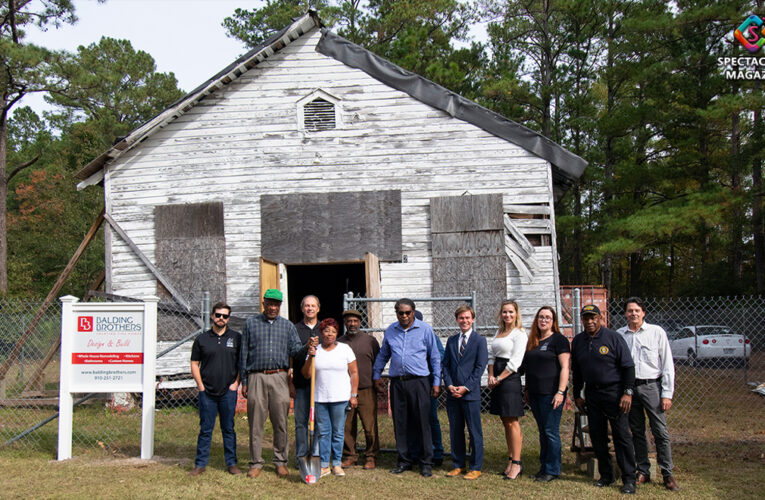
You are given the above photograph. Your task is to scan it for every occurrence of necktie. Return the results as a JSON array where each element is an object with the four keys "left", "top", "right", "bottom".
[{"left": 460, "top": 334, "right": 467, "bottom": 357}]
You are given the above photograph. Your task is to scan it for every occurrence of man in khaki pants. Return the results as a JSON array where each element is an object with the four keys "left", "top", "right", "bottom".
[
  {"left": 339, "top": 309, "right": 380, "bottom": 469},
  {"left": 240, "top": 289, "right": 310, "bottom": 478}
]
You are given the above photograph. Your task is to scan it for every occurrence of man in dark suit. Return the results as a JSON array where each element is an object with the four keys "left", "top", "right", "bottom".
[{"left": 443, "top": 305, "right": 488, "bottom": 480}]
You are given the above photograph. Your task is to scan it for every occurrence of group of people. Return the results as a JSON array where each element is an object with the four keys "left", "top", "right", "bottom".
[{"left": 188, "top": 289, "right": 680, "bottom": 494}]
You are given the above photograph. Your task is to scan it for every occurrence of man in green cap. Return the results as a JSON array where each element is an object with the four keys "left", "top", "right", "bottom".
[{"left": 240, "top": 288, "right": 311, "bottom": 479}]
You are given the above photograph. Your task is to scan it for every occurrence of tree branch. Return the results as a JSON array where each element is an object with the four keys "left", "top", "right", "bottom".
[{"left": 6, "top": 154, "right": 40, "bottom": 182}]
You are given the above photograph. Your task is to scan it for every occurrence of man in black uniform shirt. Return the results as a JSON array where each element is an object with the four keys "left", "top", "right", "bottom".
[
  {"left": 572, "top": 304, "right": 637, "bottom": 494},
  {"left": 189, "top": 302, "right": 242, "bottom": 476}
]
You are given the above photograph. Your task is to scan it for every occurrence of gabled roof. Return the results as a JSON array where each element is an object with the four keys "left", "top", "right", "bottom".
[{"left": 76, "top": 10, "right": 586, "bottom": 197}]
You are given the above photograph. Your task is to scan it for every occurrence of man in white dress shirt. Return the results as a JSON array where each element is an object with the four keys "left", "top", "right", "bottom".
[{"left": 617, "top": 297, "right": 680, "bottom": 492}]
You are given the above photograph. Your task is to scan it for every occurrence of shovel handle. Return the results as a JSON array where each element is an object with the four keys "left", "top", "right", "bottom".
[{"left": 308, "top": 335, "right": 317, "bottom": 433}]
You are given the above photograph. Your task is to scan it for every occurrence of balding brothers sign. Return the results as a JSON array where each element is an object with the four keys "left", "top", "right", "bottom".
[{"left": 58, "top": 295, "right": 158, "bottom": 460}]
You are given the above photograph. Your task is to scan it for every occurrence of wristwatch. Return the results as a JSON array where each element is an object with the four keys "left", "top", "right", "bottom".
[
  {"left": 351, "top": 393, "right": 358, "bottom": 398},
  {"left": 556, "top": 390, "right": 566, "bottom": 396},
  {"left": 624, "top": 388, "right": 634, "bottom": 396}
]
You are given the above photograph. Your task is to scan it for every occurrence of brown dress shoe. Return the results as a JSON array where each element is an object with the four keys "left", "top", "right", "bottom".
[
  {"left": 342, "top": 458, "right": 357, "bottom": 467},
  {"left": 189, "top": 466, "right": 205, "bottom": 477},
  {"left": 363, "top": 457, "right": 376, "bottom": 470},
  {"left": 636, "top": 472, "right": 650, "bottom": 484},
  {"left": 228, "top": 465, "right": 242, "bottom": 475},
  {"left": 276, "top": 465, "right": 289, "bottom": 478},
  {"left": 664, "top": 475, "right": 680, "bottom": 491},
  {"left": 247, "top": 467, "right": 261, "bottom": 478},
  {"left": 445, "top": 468, "right": 464, "bottom": 477},
  {"left": 464, "top": 470, "right": 482, "bottom": 480}
]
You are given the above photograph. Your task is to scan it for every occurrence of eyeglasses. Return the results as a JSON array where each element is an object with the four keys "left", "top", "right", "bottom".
[
  {"left": 538, "top": 316, "right": 553, "bottom": 322},
  {"left": 396, "top": 310, "right": 414, "bottom": 316},
  {"left": 213, "top": 313, "right": 230, "bottom": 319}
]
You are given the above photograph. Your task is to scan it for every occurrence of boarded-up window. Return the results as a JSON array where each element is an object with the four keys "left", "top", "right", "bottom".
[
  {"left": 261, "top": 191, "right": 402, "bottom": 263},
  {"left": 304, "top": 98, "right": 335, "bottom": 131},
  {"left": 154, "top": 202, "right": 227, "bottom": 309},
  {"left": 431, "top": 194, "right": 507, "bottom": 321}
]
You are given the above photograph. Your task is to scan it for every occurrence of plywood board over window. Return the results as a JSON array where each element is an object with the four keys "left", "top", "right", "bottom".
[
  {"left": 431, "top": 194, "right": 506, "bottom": 324},
  {"left": 154, "top": 202, "right": 227, "bottom": 308},
  {"left": 260, "top": 191, "right": 402, "bottom": 263}
]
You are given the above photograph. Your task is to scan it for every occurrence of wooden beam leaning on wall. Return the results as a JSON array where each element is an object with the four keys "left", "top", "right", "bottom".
[
  {"left": 0, "top": 209, "right": 105, "bottom": 385},
  {"left": 20, "top": 271, "right": 105, "bottom": 395},
  {"left": 103, "top": 212, "right": 193, "bottom": 314}
]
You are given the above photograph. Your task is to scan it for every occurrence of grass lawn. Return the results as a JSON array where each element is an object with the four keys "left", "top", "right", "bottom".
[
  {"left": 1, "top": 406, "right": 763, "bottom": 499},
  {"left": 1, "top": 356, "right": 764, "bottom": 498}
]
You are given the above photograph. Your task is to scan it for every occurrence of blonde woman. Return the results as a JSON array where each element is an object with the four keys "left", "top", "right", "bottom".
[{"left": 487, "top": 300, "right": 527, "bottom": 480}]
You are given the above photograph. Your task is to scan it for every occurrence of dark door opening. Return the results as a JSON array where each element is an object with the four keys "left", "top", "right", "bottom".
[{"left": 286, "top": 263, "right": 366, "bottom": 329}]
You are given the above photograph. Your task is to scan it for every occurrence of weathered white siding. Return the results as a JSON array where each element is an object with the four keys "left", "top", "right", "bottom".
[{"left": 105, "top": 28, "right": 557, "bottom": 322}]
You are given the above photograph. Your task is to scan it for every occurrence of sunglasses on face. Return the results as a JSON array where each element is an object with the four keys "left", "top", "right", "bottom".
[
  {"left": 213, "top": 313, "right": 230, "bottom": 319},
  {"left": 396, "top": 310, "right": 414, "bottom": 316}
]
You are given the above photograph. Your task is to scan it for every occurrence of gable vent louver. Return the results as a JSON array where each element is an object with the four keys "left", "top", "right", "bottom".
[{"left": 303, "top": 98, "right": 336, "bottom": 131}]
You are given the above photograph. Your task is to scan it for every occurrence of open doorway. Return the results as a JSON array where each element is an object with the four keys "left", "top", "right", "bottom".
[{"left": 286, "top": 263, "right": 366, "bottom": 327}]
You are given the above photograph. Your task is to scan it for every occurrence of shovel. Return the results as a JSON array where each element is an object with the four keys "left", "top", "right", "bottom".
[{"left": 299, "top": 341, "right": 321, "bottom": 484}]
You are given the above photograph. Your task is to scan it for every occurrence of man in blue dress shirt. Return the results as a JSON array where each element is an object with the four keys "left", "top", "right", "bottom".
[{"left": 373, "top": 298, "right": 442, "bottom": 477}]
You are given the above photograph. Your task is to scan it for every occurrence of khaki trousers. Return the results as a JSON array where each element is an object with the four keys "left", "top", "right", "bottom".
[
  {"left": 343, "top": 387, "right": 379, "bottom": 461},
  {"left": 247, "top": 371, "right": 290, "bottom": 468}
]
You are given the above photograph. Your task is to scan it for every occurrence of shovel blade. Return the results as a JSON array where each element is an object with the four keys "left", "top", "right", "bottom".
[{"left": 298, "top": 455, "right": 322, "bottom": 484}]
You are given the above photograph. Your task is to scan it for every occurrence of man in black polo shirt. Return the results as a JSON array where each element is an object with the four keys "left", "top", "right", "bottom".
[
  {"left": 572, "top": 304, "right": 637, "bottom": 494},
  {"left": 290, "top": 295, "right": 321, "bottom": 466},
  {"left": 189, "top": 302, "right": 241, "bottom": 476}
]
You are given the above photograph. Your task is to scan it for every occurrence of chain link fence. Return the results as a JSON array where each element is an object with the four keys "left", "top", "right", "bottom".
[
  {"left": 608, "top": 297, "right": 765, "bottom": 457},
  {"left": 1, "top": 293, "right": 763, "bottom": 463}
]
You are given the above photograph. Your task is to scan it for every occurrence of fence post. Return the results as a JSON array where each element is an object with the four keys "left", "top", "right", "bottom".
[
  {"left": 573, "top": 287, "right": 581, "bottom": 336},
  {"left": 470, "top": 290, "right": 477, "bottom": 317},
  {"left": 343, "top": 292, "right": 351, "bottom": 336},
  {"left": 202, "top": 291, "right": 210, "bottom": 331}
]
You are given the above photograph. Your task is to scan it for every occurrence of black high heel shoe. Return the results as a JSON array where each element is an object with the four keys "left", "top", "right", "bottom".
[{"left": 503, "top": 459, "right": 523, "bottom": 480}]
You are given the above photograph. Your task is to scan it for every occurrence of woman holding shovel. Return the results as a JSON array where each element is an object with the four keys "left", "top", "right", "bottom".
[{"left": 303, "top": 318, "right": 359, "bottom": 477}]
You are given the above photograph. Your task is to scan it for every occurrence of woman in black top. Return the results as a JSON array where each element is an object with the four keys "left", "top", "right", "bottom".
[{"left": 521, "top": 306, "right": 570, "bottom": 482}]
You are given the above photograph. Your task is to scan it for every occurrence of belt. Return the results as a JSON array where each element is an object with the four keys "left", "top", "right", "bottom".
[
  {"left": 390, "top": 374, "right": 427, "bottom": 381},
  {"left": 635, "top": 378, "right": 660, "bottom": 386},
  {"left": 588, "top": 382, "right": 619, "bottom": 390},
  {"left": 251, "top": 368, "right": 288, "bottom": 375}
]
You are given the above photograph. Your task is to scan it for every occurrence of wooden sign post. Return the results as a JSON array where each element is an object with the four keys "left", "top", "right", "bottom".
[{"left": 58, "top": 295, "right": 158, "bottom": 460}]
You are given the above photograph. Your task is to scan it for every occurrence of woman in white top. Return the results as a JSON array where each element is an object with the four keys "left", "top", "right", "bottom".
[
  {"left": 487, "top": 299, "right": 528, "bottom": 480},
  {"left": 303, "top": 318, "right": 358, "bottom": 477}
]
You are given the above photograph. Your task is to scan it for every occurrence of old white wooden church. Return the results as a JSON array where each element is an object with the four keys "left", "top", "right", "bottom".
[{"left": 76, "top": 10, "right": 586, "bottom": 331}]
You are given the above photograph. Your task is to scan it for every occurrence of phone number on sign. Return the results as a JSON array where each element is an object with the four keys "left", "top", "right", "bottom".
[{"left": 93, "top": 375, "right": 123, "bottom": 381}]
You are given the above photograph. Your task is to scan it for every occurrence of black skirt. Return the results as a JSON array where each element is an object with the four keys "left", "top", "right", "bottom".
[{"left": 489, "top": 357, "right": 524, "bottom": 417}]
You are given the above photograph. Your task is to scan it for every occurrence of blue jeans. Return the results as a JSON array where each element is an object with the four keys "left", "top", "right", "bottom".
[
  {"left": 195, "top": 389, "right": 238, "bottom": 468},
  {"left": 316, "top": 401, "right": 347, "bottom": 467},
  {"left": 293, "top": 385, "right": 311, "bottom": 462},
  {"left": 528, "top": 393, "right": 563, "bottom": 476}
]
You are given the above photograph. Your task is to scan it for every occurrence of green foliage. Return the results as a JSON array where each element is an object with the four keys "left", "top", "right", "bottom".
[
  {"left": 223, "top": 0, "right": 341, "bottom": 48},
  {"left": 5, "top": 35, "right": 183, "bottom": 297},
  {"left": 46, "top": 37, "right": 185, "bottom": 142},
  {"left": 223, "top": 0, "right": 484, "bottom": 98}
]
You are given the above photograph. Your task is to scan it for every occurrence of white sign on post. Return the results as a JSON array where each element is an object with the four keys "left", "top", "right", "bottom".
[{"left": 58, "top": 296, "right": 158, "bottom": 461}]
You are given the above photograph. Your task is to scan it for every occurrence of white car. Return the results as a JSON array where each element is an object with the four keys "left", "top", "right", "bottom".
[{"left": 668, "top": 325, "right": 751, "bottom": 367}]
